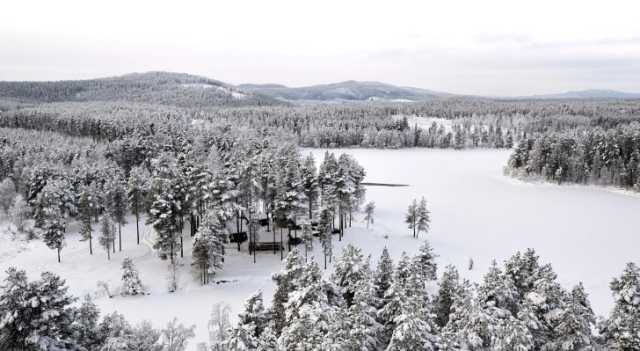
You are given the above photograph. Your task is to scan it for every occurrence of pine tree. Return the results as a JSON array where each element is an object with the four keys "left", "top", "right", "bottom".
[
  {"left": 106, "top": 176, "right": 128, "bottom": 252},
  {"left": 551, "top": 283, "right": 596, "bottom": 351},
  {"left": 364, "top": 201, "right": 375, "bottom": 229},
  {"left": 332, "top": 244, "right": 368, "bottom": 306},
  {"left": 78, "top": 189, "right": 95, "bottom": 255},
  {"left": 414, "top": 240, "right": 438, "bottom": 281},
  {"left": 605, "top": 262, "right": 640, "bottom": 350},
  {"left": 121, "top": 258, "right": 144, "bottom": 296},
  {"left": 43, "top": 215, "right": 66, "bottom": 263},
  {"left": 147, "top": 178, "right": 181, "bottom": 264},
  {"left": 128, "top": 165, "right": 151, "bottom": 245},
  {"left": 300, "top": 153, "right": 318, "bottom": 220},
  {"left": 99, "top": 216, "right": 115, "bottom": 260},
  {"left": 319, "top": 206, "right": 333, "bottom": 269},
  {"left": 345, "top": 267, "right": 382, "bottom": 350},
  {"left": 192, "top": 211, "right": 226, "bottom": 285},
  {"left": 0, "top": 268, "right": 76, "bottom": 350},
  {"left": 385, "top": 263, "right": 439, "bottom": 351},
  {"left": 417, "top": 196, "right": 431, "bottom": 237},
  {"left": 271, "top": 249, "right": 304, "bottom": 336},
  {"left": 279, "top": 260, "right": 335, "bottom": 351},
  {"left": 405, "top": 199, "right": 418, "bottom": 237},
  {"left": 374, "top": 247, "right": 394, "bottom": 306},
  {"left": 434, "top": 265, "right": 460, "bottom": 328},
  {"left": 71, "top": 294, "right": 101, "bottom": 349}
]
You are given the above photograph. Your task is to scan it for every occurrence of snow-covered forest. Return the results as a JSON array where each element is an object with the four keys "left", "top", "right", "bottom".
[{"left": 0, "top": 73, "right": 640, "bottom": 350}]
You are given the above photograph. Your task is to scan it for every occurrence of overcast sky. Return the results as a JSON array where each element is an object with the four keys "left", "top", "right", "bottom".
[{"left": 1, "top": 0, "right": 639, "bottom": 96}]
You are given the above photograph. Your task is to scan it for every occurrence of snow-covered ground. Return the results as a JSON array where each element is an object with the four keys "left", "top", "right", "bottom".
[
  {"left": 1, "top": 148, "right": 639, "bottom": 349},
  {"left": 306, "top": 148, "right": 640, "bottom": 317}
]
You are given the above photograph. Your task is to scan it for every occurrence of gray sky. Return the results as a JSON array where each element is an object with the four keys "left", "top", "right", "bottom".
[{"left": 1, "top": 0, "right": 639, "bottom": 96}]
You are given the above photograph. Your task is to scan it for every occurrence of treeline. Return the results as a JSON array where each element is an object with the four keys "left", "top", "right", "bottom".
[
  {"left": 507, "top": 122, "right": 640, "bottom": 190},
  {"left": 3, "top": 98, "right": 640, "bottom": 150},
  {"left": 3, "top": 243, "right": 640, "bottom": 350},
  {"left": 204, "top": 245, "right": 639, "bottom": 350}
]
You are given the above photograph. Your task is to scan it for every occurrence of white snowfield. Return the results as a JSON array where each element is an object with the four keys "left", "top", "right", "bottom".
[{"left": 2, "top": 148, "right": 640, "bottom": 349}]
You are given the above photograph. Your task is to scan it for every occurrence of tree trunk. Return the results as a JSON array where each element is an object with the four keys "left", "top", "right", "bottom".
[
  {"left": 280, "top": 229, "right": 283, "bottom": 260},
  {"left": 135, "top": 210, "right": 140, "bottom": 245},
  {"left": 57, "top": 247, "right": 61, "bottom": 263},
  {"left": 118, "top": 224, "right": 122, "bottom": 251},
  {"left": 180, "top": 235, "right": 184, "bottom": 258},
  {"left": 89, "top": 234, "right": 93, "bottom": 255},
  {"left": 273, "top": 227, "right": 277, "bottom": 255},
  {"left": 308, "top": 200, "right": 313, "bottom": 220}
]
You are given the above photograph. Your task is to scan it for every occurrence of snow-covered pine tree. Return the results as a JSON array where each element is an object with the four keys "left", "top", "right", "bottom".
[
  {"left": 78, "top": 188, "right": 95, "bottom": 255},
  {"left": 319, "top": 206, "right": 333, "bottom": 269},
  {"left": 99, "top": 216, "right": 115, "bottom": 260},
  {"left": 224, "top": 292, "right": 269, "bottom": 351},
  {"left": 147, "top": 177, "right": 181, "bottom": 264},
  {"left": 374, "top": 247, "right": 394, "bottom": 307},
  {"left": 417, "top": 196, "right": 431, "bottom": 237},
  {"left": 271, "top": 249, "right": 304, "bottom": 336},
  {"left": 128, "top": 165, "right": 151, "bottom": 245},
  {"left": 43, "top": 214, "right": 66, "bottom": 263},
  {"left": 121, "top": 257, "right": 144, "bottom": 296},
  {"left": 550, "top": 282, "right": 596, "bottom": 351},
  {"left": 70, "top": 294, "right": 101, "bottom": 349},
  {"left": 414, "top": 240, "right": 438, "bottom": 281},
  {"left": 279, "top": 260, "right": 335, "bottom": 351},
  {"left": 332, "top": 244, "right": 368, "bottom": 306},
  {"left": 385, "top": 262, "right": 439, "bottom": 351},
  {"left": 434, "top": 265, "right": 460, "bottom": 328},
  {"left": 0, "top": 268, "right": 76, "bottom": 349},
  {"left": 343, "top": 264, "right": 382, "bottom": 350},
  {"left": 106, "top": 175, "right": 128, "bottom": 252},
  {"left": 405, "top": 199, "right": 418, "bottom": 238},
  {"left": 604, "top": 262, "right": 640, "bottom": 350},
  {"left": 300, "top": 153, "right": 318, "bottom": 220},
  {"left": 364, "top": 201, "right": 375, "bottom": 229},
  {"left": 191, "top": 210, "right": 226, "bottom": 285}
]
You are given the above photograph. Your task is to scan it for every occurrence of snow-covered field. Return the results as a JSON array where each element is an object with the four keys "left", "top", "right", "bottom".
[
  {"left": 2, "top": 148, "right": 639, "bottom": 349},
  {"left": 306, "top": 148, "right": 640, "bottom": 317}
]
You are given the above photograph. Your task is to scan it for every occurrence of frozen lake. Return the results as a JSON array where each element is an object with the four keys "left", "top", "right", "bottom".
[{"left": 306, "top": 148, "right": 640, "bottom": 315}]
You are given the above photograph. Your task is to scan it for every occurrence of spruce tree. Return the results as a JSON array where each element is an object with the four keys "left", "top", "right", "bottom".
[
  {"left": 192, "top": 211, "right": 226, "bottom": 284},
  {"left": 121, "top": 257, "right": 144, "bottom": 296},
  {"left": 106, "top": 176, "right": 128, "bottom": 252},
  {"left": 605, "top": 262, "right": 640, "bottom": 350},
  {"left": 434, "top": 265, "right": 460, "bottom": 328},
  {"left": 414, "top": 240, "right": 438, "bottom": 281}
]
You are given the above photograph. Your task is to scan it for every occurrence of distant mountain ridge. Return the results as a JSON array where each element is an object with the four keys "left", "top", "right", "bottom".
[
  {"left": 238, "top": 80, "right": 451, "bottom": 102},
  {"left": 0, "top": 71, "right": 283, "bottom": 107},
  {"left": 1, "top": 72, "right": 638, "bottom": 106}
]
